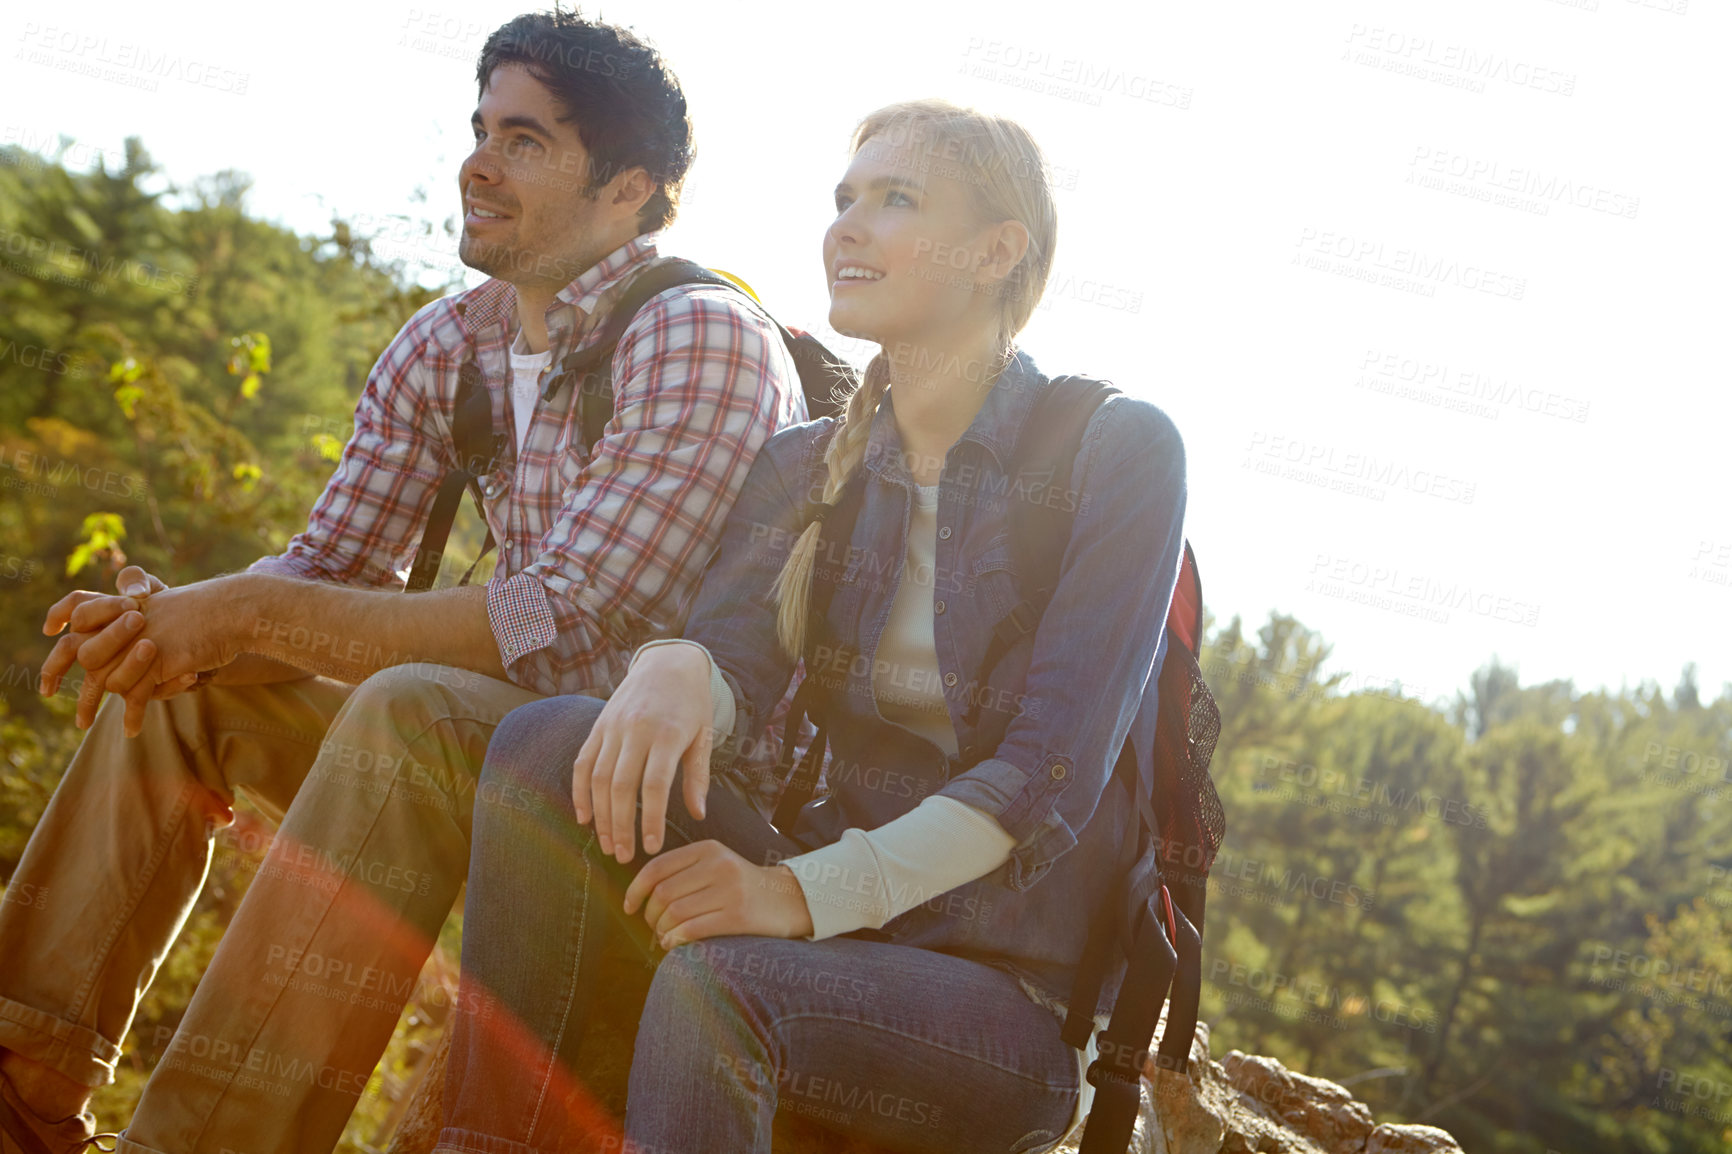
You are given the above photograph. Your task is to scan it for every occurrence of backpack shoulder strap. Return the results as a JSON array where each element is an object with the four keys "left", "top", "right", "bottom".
[
  {"left": 407, "top": 359, "right": 499, "bottom": 592},
  {"left": 958, "top": 376, "right": 1118, "bottom": 725},
  {"left": 542, "top": 258, "right": 734, "bottom": 452},
  {"left": 1007, "top": 375, "right": 1122, "bottom": 598}
]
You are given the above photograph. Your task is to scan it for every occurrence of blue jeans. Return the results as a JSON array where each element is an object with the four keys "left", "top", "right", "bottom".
[{"left": 435, "top": 694, "right": 1079, "bottom": 1154}]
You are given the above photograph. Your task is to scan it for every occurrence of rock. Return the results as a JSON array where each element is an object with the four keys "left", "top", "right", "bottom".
[
  {"left": 1220, "top": 1051, "right": 1375, "bottom": 1153},
  {"left": 1364, "top": 1123, "right": 1465, "bottom": 1153}
]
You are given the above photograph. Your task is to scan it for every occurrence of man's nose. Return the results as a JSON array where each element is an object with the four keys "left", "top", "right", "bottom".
[{"left": 460, "top": 143, "right": 503, "bottom": 186}]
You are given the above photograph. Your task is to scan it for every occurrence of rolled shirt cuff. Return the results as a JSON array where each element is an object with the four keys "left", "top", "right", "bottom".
[
  {"left": 778, "top": 796, "right": 1016, "bottom": 940},
  {"left": 629, "top": 638, "right": 735, "bottom": 736}
]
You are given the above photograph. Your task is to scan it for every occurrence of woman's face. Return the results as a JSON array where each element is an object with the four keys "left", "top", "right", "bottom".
[{"left": 822, "top": 134, "right": 1003, "bottom": 349}]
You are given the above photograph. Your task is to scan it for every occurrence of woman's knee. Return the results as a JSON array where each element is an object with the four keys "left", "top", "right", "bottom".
[
  {"left": 640, "top": 939, "right": 756, "bottom": 1036},
  {"left": 479, "top": 694, "right": 607, "bottom": 799}
]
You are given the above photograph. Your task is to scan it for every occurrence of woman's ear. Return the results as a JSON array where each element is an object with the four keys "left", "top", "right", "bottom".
[{"left": 974, "top": 219, "right": 1032, "bottom": 286}]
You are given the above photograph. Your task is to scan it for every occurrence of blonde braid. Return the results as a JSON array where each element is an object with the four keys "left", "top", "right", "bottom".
[{"left": 769, "top": 354, "right": 891, "bottom": 658}]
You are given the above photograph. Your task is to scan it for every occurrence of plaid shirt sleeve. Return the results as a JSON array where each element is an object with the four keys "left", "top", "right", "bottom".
[
  {"left": 486, "top": 285, "right": 799, "bottom": 697},
  {"left": 247, "top": 301, "right": 448, "bottom": 588}
]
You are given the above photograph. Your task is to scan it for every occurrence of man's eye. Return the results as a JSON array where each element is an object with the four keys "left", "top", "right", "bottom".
[
  {"left": 885, "top": 190, "right": 914, "bottom": 207},
  {"left": 834, "top": 194, "right": 854, "bottom": 213},
  {"left": 516, "top": 136, "right": 541, "bottom": 151}
]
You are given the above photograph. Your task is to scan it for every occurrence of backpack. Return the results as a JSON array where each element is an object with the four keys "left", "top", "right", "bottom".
[
  {"left": 406, "top": 259, "right": 857, "bottom": 592},
  {"left": 766, "top": 376, "right": 1225, "bottom": 1154}
]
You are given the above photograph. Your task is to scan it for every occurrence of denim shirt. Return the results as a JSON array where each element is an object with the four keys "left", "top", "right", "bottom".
[{"left": 682, "top": 350, "right": 1187, "bottom": 1008}]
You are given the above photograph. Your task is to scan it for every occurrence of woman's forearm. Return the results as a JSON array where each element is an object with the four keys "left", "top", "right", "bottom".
[{"left": 778, "top": 797, "right": 1016, "bottom": 939}]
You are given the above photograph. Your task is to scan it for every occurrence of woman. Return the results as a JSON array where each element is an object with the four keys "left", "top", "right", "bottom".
[{"left": 433, "top": 99, "right": 1187, "bottom": 1154}]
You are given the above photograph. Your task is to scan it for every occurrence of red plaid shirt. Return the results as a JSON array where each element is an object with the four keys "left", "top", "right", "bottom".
[{"left": 251, "top": 232, "right": 808, "bottom": 697}]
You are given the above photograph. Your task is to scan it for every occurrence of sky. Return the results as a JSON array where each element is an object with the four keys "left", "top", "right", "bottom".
[{"left": 4, "top": 0, "right": 1727, "bottom": 711}]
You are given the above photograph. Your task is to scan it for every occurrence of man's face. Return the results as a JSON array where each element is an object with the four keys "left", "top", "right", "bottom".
[{"left": 458, "top": 64, "right": 615, "bottom": 291}]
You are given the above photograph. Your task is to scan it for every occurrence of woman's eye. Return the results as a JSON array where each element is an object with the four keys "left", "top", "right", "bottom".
[
  {"left": 834, "top": 194, "right": 854, "bottom": 213},
  {"left": 885, "top": 190, "right": 914, "bottom": 207}
]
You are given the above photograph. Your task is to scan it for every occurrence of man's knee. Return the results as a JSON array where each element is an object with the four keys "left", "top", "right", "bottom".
[{"left": 345, "top": 662, "right": 471, "bottom": 711}]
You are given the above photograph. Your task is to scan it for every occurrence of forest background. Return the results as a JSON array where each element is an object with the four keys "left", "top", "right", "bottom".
[{"left": 2, "top": 143, "right": 1729, "bottom": 1154}]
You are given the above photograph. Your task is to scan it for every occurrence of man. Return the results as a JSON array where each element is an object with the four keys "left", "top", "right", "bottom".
[{"left": 0, "top": 12, "right": 805, "bottom": 1154}]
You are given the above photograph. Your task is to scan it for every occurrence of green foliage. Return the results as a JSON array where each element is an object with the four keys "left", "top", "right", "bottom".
[
  {"left": 1201, "top": 614, "right": 1732, "bottom": 1153},
  {"left": 0, "top": 139, "right": 450, "bottom": 1150}
]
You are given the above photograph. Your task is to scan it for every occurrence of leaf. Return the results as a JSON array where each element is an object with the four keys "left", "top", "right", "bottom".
[
  {"left": 65, "top": 513, "right": 126, "bottom": 576},
  {"left": 233, "top": 462, "right": 262, "bottom": 492},
  {"left": 311, "top": 433, "right": 344, "bottom": 462},
  {"left": 240, "top": 372, "right": 261, "bottom": 399},
  {"left": 107, "top": 357, "right": 142, "bottom": 385},
  {"left": 114, "top": 384, "right": 143, "bottom": 419},
  {"left": 64, "top": 204, "right": 103, "bottom": 243},
  {"left": 65, "top": 542, "right": 95, "bottom": 577}
]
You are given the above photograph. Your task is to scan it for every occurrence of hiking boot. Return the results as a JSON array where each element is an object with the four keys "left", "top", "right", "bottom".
[{"left": 0, "top": 1071, "right": 117, "bottom": 1154}]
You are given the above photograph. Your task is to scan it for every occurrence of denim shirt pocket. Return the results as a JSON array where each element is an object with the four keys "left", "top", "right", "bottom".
[{"left": 968, "top": 532, "right": 1020, "bottom": 621}]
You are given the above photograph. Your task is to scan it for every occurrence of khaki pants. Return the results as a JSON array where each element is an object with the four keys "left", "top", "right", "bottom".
[{"left": 0, "top": 664, "right": 542, "bottom": 1154}]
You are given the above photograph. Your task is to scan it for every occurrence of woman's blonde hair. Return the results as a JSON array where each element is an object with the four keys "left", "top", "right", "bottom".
[{"left": 768, "top": 99, "right": 1059, "bottom": 658}]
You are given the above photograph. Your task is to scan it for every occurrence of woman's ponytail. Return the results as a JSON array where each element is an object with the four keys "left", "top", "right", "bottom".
[{"left": 769, "top": 354, "right": 891, "bottom": 658}]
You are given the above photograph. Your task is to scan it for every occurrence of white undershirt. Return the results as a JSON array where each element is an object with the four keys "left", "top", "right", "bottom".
[
  {"left": 871, "top": 483, "right": 960, "bottom": 756},
  {"left": 507, "top": 335, "right": 553, "bottom": 453}
]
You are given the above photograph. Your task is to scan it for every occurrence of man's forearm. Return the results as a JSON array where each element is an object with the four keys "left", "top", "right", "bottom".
[
  {"left": 229, "top": 573, "right": 510, "bottom": 684},
  {"left": 209, "top": 654, "right": 316, "bottom": 686}
]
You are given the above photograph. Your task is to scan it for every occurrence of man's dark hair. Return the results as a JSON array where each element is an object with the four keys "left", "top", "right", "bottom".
[{"left": 476, "top": 10, "right": 693, "bottom": 232}]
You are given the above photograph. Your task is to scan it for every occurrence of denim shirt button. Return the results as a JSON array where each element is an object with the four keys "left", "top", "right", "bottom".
[
  {"left": 934, "top": 600, "right": 946, "bottom": 614},
  {"left": 943, "top": 672, "right": 958, "bottom": 687},
  {"left": 938, "top": 526, "right": 952, "bottom": 540},
  {"left": 1050, "top": 762, "right": 1069, "bottom": 780}
]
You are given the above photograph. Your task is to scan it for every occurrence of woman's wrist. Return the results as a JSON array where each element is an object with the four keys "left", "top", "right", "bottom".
[
  {"left": 767, "top": 864, "right": 816, "bottom": 939},
  {"left": 628, "top": 639, "right": 736, "bottom": 736}
]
